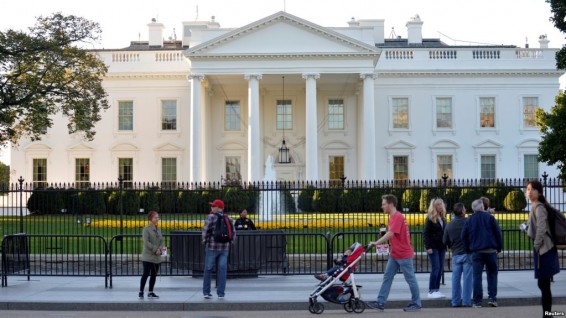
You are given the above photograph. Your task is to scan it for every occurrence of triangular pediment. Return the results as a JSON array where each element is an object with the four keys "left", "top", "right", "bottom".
[
  {"left": 385, "top": 140, "right": 416, "bottom": 149},
  {"left": 67, "top": 142, "right": 94, "bottom": 151},
  {"left": 24, "top": 142, "right": 52, "bottom": 151},
  {"left": 217, "top": 141, "right": 247, "bottom": 151},
  {"left": 111, "top": 142, "right": 140, "bottom": 152},
  {"left": 153, "top": 142, "right": 184, "bottom": 152},
  {"left": 187, "top": 11, "right": 379, "bottom": 58},
  {"left": 473, "top": 139, "right": 503, "bottom": 148}
]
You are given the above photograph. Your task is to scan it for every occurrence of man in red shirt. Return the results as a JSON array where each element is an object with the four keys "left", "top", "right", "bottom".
[{"left": 367, "top": 194, "right": 422, "bottom": 312}]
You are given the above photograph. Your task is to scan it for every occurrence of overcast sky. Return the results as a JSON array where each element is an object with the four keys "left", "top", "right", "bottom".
[{"left": 0, "top": 0, "right": 564, "bottom": 164}]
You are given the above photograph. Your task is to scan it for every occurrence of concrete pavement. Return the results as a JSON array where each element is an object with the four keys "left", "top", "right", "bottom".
[{"left": 0, "top": 271, "right": 565, "bottom": 312}]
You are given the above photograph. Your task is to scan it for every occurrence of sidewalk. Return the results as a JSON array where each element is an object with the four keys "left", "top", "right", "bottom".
[{"left": 0, "top": 271, "right": 565, "bottom": 311}]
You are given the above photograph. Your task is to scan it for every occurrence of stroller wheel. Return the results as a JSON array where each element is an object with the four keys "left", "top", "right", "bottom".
[
  {"left": 343, "top": 301, "right": 354, "bottom": 313},
  {"left": 313, "top": 302, "right": 324, "bottom": 314},
  {"left": 308, "top": 304, "right": 316, "bottom": 314},
  {"left": 352, "top": 299, "right": 365, "bottom": 313}
]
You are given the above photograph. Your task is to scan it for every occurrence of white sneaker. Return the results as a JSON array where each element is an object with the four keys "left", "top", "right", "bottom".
[{"left": 428, "top": 291, "right": 445, "bottom": 299}]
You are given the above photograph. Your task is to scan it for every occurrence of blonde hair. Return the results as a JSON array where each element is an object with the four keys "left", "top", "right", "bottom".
[{"left": 427, "top": 198, "right": 446, "bottom": 223}]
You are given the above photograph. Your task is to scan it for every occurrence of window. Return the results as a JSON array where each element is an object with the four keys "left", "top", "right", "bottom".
[
  {"left": 225, "top": 101, "right": 241, "bottom": 131},
  {"left": 393, "top": 156, "right": 409, "bottom": 181},
  {"left": 329, "top": 156, "right": 345, "bottom": 183},
  {"left": 225, "top": 156, "right": 241, "bottom": 182},
  {"left": 522, "top": 97, "right": 538, "bottom": 128},
  {"left": 328, "top": 99, "right": 344, "bottom": 130},
  {"left": 161, "top": 158, "right": 177, "bottom": 188},
  {"left": 437, "top": 155, "right": 453, "bottom": 179},
  {"left": 276, "top": 99, "right": 293, "bottom": 130},
  {"left": 75, "top": 158, "right": 90, "bottom": 188},
  {"left": 119, "top": 158, "right": 133, "bottom": 188},
  {"left": 392, "top": 98, "right": 409, "bottom": 129},
  {"left": 480, "top": 155, "right": 496, "bottom": 179},
  {"left": 32, "top": 159, "right": 47, "bottom": 188},
  {"left": 161, "top": 100, "right": 177, "bottom": 130},
  {"left": 435, "top": 97, "right": 453, "bottom": 129},
  {"left": 118, "top": 101, "right": 133, "bottom": 131},
  {"left": 479, "top": 97, "right": 495, "bottom": 128},
  {"left": 524, "top": 154, "right": 539, "bottom": 179}
]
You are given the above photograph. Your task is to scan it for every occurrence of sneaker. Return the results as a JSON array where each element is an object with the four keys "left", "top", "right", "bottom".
[
  {"left": 487, "top": 299, "right": 498, "bottom": 307},
  {"left": 203, "top": 294, "right": 213, "bottom": 299},
  {"left": 314, "top": 274, "right": 328, "bottom": 281},
  {"left": 366, "top": 301, "right": 385, "bottom": 311},
  {"left": 473, "top": 303, "right": 482, "bottom": 308},
  {"left": 403, "top": 303, "right": 422, "bottom": 312},
  {"left": 147, "top": 292, "right": 159, "bottom": 299},
  {"left": 138, "top": 292, "right": 144, "bottom": 299},
  {"left": 218, "top": 295, "right": 225, "bottom": 300},
  {"left": 427, "top": 291, "right": 445, "bottom": 299}
]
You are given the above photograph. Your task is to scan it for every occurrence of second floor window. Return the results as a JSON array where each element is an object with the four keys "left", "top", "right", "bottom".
[
  {"left": 328, "top": 99, "right": 344, "bottom": 130},
  {"left": 225, "top": 101, "right": 241, "bottom": 131},
  {"left": 161, "top": 100, "right": 177, "bottom": 130},
  {"left": 118, "top": 101, "right": 133, "bottom": 131},
  {"left": 276, "top": 99, "right": 293, "bottom": 130},
  {"left": 479, "top": 97, "right": 495, "bottom": 128},
  {"left": 435, "top": 97, "right": 453, "bottom": 129},
  {"left": 392, "top": 98, "right": 409, "bottom": 129},
  {"left": 522, "top": 97, "right": 538, "bottom": 128}
]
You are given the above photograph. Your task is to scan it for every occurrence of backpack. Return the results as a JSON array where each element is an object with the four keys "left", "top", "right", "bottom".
[
  {"left": 539, "top": 203, "right": 566, "bottom": 250},
  {"left": 213, "top": 212, "right": 234, "bottom": 243}
]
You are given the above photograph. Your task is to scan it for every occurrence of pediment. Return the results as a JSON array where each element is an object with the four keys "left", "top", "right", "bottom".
[
  {"left": 187, "top": 11, "right": 379, "bottom": 58},
  {"left": 473, "top": 139, "right": 503, "bottom": 149},
  {"left": 321, "top": 141, "right": 351, "bottom": 150},
  {"left": 67, "top": 142, "right": 94, "bottom": 151},
  {"left": 385, "top": 140, "right": 416, "bottom": 149},
  {"left": 153, "top": 143, "right": 184, "bottom": 152},
  {"left": 24, "top": 142, "right": 52, "bottom": 151},
  {"left": 516, "top": 138, "right": 540, "bottom": 148},
  {"left": 430, "top": 140, "right": 460, "bottom": 149},
  {"left": 111, "top": 142, "right": 140, "bottom": 152},
  {"left": 216, "top": 141, "right": 247, "bottom": 151}
]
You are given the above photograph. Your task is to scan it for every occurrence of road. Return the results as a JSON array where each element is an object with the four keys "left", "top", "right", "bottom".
[{"left": 0, "top": 306, "right": 560, "bottom": 318}]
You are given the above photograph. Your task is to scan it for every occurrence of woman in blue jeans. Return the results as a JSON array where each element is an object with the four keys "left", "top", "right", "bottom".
[{"left": 424, "top": 198, "right": 447, "bottom": 299}]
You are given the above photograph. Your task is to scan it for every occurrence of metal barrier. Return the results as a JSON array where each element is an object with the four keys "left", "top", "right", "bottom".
[{"left": 1, "top": 234, "right": 108, "bottom": 287}]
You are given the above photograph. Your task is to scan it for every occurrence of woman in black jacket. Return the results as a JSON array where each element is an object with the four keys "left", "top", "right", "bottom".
[{"left": 424, "top": 198, "right": 447, "bottom": 299}]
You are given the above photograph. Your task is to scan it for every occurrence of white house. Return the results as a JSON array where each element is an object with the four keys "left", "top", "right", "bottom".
[{"left": 9, "top": 12, "right": 563, "bottom": 186}]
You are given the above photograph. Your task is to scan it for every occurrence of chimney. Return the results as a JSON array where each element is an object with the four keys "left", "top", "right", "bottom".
[
  {"left": 347, "top": 17, "right": 359, "bottom": 27},
  {"left": 359, "top": 19, "right": 385, "bottom": 45},
  {"left": 148, "top": 18, "right": 165, "bottom": 47},
  {"left": 208, "top": 16, "right": 220, "bottom": 29},
  {"left": 539, "top": 34, "right": 550, "bottom": 48},
  {"left": 406, "top": 14, "right": 423, "bottom": 45}
]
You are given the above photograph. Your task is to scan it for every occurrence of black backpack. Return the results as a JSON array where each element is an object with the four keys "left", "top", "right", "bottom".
[
  {"left": 213, "top": 212, "right": 234, "bottom": 243},
  {"left": 539, "top": 203, "right": 566, "bottom": 250}
]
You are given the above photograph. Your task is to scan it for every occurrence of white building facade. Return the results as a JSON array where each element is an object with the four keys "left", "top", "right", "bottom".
[{"left": 9, "top": 12, "right": 563, "bottom": 185}]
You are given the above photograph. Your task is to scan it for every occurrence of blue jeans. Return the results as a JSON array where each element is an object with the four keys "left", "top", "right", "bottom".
[
  {"left": 451, "top": 253, "right": 472, "bottom": 306},
  {"left": 377, "top": 257, "right": 421, "bottom": 307},
  {"left": 203, "top": 248, "right": 229, "bottom": 297},
  {"left": 427, "top": 248, "right": 446, "bottom": 292},
  {"left": 472, "top": 252, "right": 498, "bottom": 305}
]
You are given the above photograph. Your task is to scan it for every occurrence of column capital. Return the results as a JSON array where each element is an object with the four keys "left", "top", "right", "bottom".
[
  {"left": 302, "top": 73, "right": 320, "bottom": 80},
  {"left": 360, "top": 72, "right": 377, "bottom": 80},
  {"left": 244, "top": 73, "right": 263, "bottom": 81},
  {"left": 187, "top": 73, "right": 205, "bottom": 81}
]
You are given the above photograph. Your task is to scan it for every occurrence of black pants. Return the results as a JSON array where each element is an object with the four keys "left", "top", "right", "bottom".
[
  {"left": 139, "top": 261, "right": 160, "bottom": 292},
  {"left": 537, "top": 277, "right": 552, "bottom": 317}
]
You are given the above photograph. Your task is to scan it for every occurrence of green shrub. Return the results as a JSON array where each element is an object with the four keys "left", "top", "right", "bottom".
[
  {"left": 444, "top": 187, "right": 461, "bottom": 210},
  {"left": 140, "top": 188, "right": 159, "bottom": 212},
  {"left": 343, "top": 188, "right": 365, "bottom": 212},
  {"left": 159, "top": 190, "right": 179, "bottom": 213},
  {"left": 107, "top": 190, "right": 141, "bottom": 215},
  {"left": 313, "top": 187, "right": 341, "bottom": 213},
  {"left": 77, "top": 190, "right": 106, "bottom": 215},
  {"left": 402, "top": 187, "right": 421, "bottom": 212},
  {"left": 363, "top": 188, "right": 386, "bottom": 212},
  {"left": 459, "top": 188, "right": 483, "bottom": 212},
  {"left": 504, "top": 190, "right": 527, "bottom": 211},
  {"left": 27, "top": 188, "right": 65, "bottom": 214},
  {"left": 485, "top": 182, "right": 511, "bottom": 211},
  {"left": 298, "top": 186, "right": 316, "bottom": 212},
  {"left": 419, "top": 188, "right": 444, "bottom": 213}
]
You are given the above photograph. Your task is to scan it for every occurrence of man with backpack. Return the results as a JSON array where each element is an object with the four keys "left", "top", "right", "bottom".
[{"left": 202, "top": 199, "right": 235, "bottom": 299}]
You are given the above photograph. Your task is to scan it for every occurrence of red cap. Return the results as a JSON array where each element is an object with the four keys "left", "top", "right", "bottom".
[{"left": 209, "top": 199, "right": 225, "bottom": 210}]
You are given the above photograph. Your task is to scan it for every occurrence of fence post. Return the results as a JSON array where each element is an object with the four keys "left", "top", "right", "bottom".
[
  {"left": 340, "top": 176, "right": 347, "bottom": 232},
  {"left": 118, "top": 176, "right": 124, "bottom": 234},
  {"left": 18, "top": 176, "right": 24, "bottom": 233},
  {"left": 542, "top": 171, "right": 549, "bottom": 198}
]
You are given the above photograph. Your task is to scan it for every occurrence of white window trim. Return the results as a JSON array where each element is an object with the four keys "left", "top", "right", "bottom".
[
  {"left": 430, "top": 140, "right": 460, "bottom": 179},
  {"left": 385, "top": 141, "right": 415, "bottom": 180},
  {"left": 518, "top": 95, "right": 540, "bottom": 133},
  {"left": 476, "top": 96, "right": 499, "bottom": 135},
  {"left": 160, "top": 98, "right": 180, "bottom": 134},
  {"left": 160, "top": 156, "right": 180, "bottom": 183},
  {"left": 23, "top": 143, "right": 52, "bottom": 183},
  {"left": 223, "top": 100, "right": 243, "bottom": 133},
  {"left": 115, "top": 99, "right": 136, "bottom": 137},
  {"left": 326, "top": 98, "right": 346, "bottom": 132},
  {"left": 432, "top": 95, "right": 456, "bottom": 135},
  {"left": 223, "top": 155, "right": 243, "bottom": 183},
  {"left": 516, "top": 139, "right": 541, "bottom": 178},
  {"left": 275, "top": 98, "right": 295, "bottom": 132},
  {"left": 388, "top": 96, "right": 412, "bottom": 135}
]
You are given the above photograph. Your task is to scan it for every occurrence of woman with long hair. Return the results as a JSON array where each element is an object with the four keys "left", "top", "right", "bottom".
[
  {"left": 526, "top": 180, "right": 560, "bottom": 317},
  {"left": 424, "top": 198, "right": 447, "bottom": 299},
  {"left": 139, "top": 210, "right": 164, "bottom": 299}
]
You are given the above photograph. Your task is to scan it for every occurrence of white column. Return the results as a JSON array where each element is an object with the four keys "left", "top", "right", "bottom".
[
  {"left": 188, "top": 74, "right": 205, "bottom": 183},
  {"left": 245, "top": 74, "right": 262, "bottom": 181},
  {"left": 360, "top": 73, "right": 377, "bottom": 181},
  {"left": 302, "top": 73, "right": 320, "bottom": 181}
]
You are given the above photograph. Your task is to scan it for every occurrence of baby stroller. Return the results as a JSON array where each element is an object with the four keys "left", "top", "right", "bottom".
[{"left": 308, "top": 242, "right": 369, "bottom": 314}]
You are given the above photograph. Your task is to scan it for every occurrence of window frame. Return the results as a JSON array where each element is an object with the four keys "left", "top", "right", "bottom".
[
  {"left": 161, "top": 99, "right": 178, "bottom": 131},
  {"left": 520, "top": 95, "right": 539, "bottom": 131},
  {"left": 432, "top": 96, "right": 455, "bottom": 133},
  {"left": 328, "top": 155, "right": 345, "bottom": 183},
  {"left": 388, "top": 96, "right": 412, "bottom": 133},
  {"left": 480, "top": 154, "right": 497, "bottom": 180},
  {"left": 161, "top": 157, "right": 177, "bottom": 188},
  {"left": 224, "top": 100, "right": 242, "bottom": 132},
  {"left": 118, "top": 158, "right": 134, "bottom": 188},
  {"left": 476, "top": 96, "right": 498, "bottom": 133},
  {"left": 32, "top": 158, "right": 48, "bottom": 188},
  {"left": 117, "top": 100, "right": 134, "bottom": 132},
  {"left": 327, "top": 99, "right": 345, "bottom": 130},
  {"left": 276, "top": 99, "right": 293, "bottom": 131},
  {"left": 75, "top": 158, "right": 90, "bottom": 189}
]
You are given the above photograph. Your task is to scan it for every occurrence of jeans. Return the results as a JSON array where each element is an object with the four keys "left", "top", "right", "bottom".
[
  {"left": 377, "top": 257, "right": 421, "bottom": 307},
  {"left": 472, "top": 252, "right": 498, "bottom": 305},
  {"left": 451, "top": 253, "right": 472, "bottom": 306},
  {"left": 203, "top": 248, "right": 229, "bottom": 297},
  {"left": 427, "top": 248, "right": 446, "bottom": 292}
]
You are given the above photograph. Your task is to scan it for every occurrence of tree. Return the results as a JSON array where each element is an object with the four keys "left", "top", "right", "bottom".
[
  {"left": 0, "top": 13, "right": 109, "bottom": 147},
  {"left": 548, "top": 0, "right": 566, "bottom": 69},
  {"left": 536, "top": 92, "right": 566, "bottom": 180},
  {"left": 0, "top": 161, "right": 9, "bottom": 187}
]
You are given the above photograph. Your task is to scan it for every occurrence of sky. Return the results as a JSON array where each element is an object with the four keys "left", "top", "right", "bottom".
[{"left": 0, "top": 0, "right": 564, "bottom": 165}]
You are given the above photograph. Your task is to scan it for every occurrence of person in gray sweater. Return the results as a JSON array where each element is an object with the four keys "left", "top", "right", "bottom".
[
  {"left": 443, "top": 203, "right": 472, "bottom": 307},
  {"left": 139, "top": 210, "right": 164, "bottom": 299}
]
